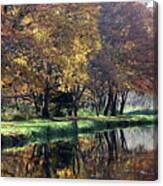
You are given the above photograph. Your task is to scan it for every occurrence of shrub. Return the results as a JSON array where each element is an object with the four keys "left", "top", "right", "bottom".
[{"left": 12, "top": 113, "right": 26, "bottom": 121}]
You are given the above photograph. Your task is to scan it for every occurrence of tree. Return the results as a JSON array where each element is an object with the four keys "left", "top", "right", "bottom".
[
  {"left": 87, "top": 2, "right": 155, "bottom": 116},
  {"left": 1, "top": 4, "right": 101, "bottom": 118},
  {"left": 1, "top": 2, "right": 156, "bottom": 119}
]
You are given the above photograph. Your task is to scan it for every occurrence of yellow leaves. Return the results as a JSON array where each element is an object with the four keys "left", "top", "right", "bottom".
[
  {"left": 73, "top": 38, "right": 81, "bottom": 50},
  {"left": 123, "top": 41, "right": 135, "bottom": 50},
  {"left": 128, "top": 59, "right": 137, "bottom": 65},
  {"left": 21, "top": 15, "right": 33, "bottom": 26},
  {"left": 57, "top": 41, "right": 90, "bottom": 92},
  {"left": 21, "top": 84, "right": 28, "bottom": 93},
  {"left": 112, "top": 87, "right": 117, "bottom": 94},
  {"left": 1, "top": 77, "right": 13, "bottom": 88},
  {"left": 33, "top": 28, "right": 47, "bottom": 41},
  {"left": 2, "top": 4, "right": 102, "bottom": 97},
  {"left": 32, "top": 27, "right": 39, "bottom": 34},
  {"left": 42, "top": 47, "right": 57, "bottom": 56},
  {"left": 72, "top": 35, "right": 101, "bottom": 59},
  {"left": 13, "top": 57, "right": 27, "bottom": 66},
  {"left": 73, "top": 37, "right": 89, "bottom": 54},
  {"left": 83, "top": 89, "right": 92, "bottom": 98},
  {"left": 57, "top": 168, "right": 73, "bottom": 178},
  {"left": 120, "top": 25, "right": 131, "bottom": 37},
  {"left": 123, "top": 82, "right": 131, "bottom": 89},
  {"left": 127, "top": 71, "right": 135, "bottom": 76},
  {"left": 1, "top": 80, "right": 5, "bottom": 88},
  {"left": 58, "top": 85, "right": 68, "bottom": 92},
  {"left": 74, "top": 54, "right": 87, "bottom": 63},
  {"left": 58, "top": 60, "right": 89, "bottom": 93},
  {"left": 33, "top": 87, "right": 43, "bottom": 94},
  {"left": 120, "top": 29, "right": 128, "bottom": 37},
  {"left": 144, "top": 22, "right": 153, "bottom": 37},
  {"left": 93, "top": 40, "right": 101, "bottom": 54},
  {"left": 31, "top": 25, "right": 51, "bottom": 44}
]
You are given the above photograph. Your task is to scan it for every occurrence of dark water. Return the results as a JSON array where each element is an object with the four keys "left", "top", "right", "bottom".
[{"left": 1, "top": 126, "right": 158, "bottom": 180}]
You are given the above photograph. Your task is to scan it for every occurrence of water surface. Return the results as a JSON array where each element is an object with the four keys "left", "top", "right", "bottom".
[{"left": 1, "top": 125, "right": 158, "bottom": 180}]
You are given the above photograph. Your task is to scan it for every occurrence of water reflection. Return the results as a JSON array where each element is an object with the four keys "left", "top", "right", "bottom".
[{"left": 1, "top": 126, "right": 157, "bottom": 180}]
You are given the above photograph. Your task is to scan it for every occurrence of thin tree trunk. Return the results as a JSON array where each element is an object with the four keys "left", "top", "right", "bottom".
[
  {"left": 111, "top": 93, "right": 117, "bottom": 116},
  {"left": 119, "top": 99, "right": 125, "bottom": 115},
  {"left": 42, "top": 82, "right": 50, "bottom": 118},
  {"left": 42, "top": 64, "right": 52, "bottom": 119},
  {"left": 72, "top": 104, "right": 78, "bottom": 117},
  {"left": 32, "top": 93, "right": 40, "bottom": 114},
  {"left": 98, "top": 96, "right": 103, "bottom": 113},
  {"left": 104, "top": 91, "right": 112, "bottom": 116},
  {"left": 119, "top": 90, "right": 128, "bottom": 115},
  {"left": 15, "top": 97, "right": 20, "bottom": 110},
  {"left": 95, "top": 104, "right": 99, "bottom": 116}
]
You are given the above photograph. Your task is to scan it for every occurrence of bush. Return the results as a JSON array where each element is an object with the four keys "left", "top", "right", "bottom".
[
  {"left": 78, "top": 108, "right": 96, "bottom": 117},
  {"left": 2, "top": 104, "right": 35, "bottom": 121},
  {"left": 12, "top": 114, "right": 26, "bottom": 121}
]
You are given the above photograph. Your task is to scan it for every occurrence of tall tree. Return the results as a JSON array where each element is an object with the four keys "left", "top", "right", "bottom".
[
  {"left": 1, "top": 4, "right": 101, "bottom": 118},
  {"left": 88, "top": 2, "right": 155, "bottom": 116}
]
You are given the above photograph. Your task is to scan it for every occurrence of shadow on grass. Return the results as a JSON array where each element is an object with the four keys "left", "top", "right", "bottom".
[{"left": 125, "top": 109, "right": 157, "bottom": 116}]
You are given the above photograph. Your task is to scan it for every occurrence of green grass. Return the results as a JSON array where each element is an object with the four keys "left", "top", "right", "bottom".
[
  {"left": 1, "top": 113, "right": 157, "bottom": 149},
  {"left": 1, "top": 114, "right": 156, "bottom": 133}
]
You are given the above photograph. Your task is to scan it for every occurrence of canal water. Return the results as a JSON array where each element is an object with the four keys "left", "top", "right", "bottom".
[{"left": 1, "top": 125, "right": 158, "bottom": 180}]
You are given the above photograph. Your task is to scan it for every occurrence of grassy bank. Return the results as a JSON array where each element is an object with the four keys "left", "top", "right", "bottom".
[{"left": 1, "top": 114, "right": 157, "bottom": 149}]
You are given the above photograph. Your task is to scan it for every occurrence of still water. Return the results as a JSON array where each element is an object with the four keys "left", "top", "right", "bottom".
[{"left": 1, "top": 126, "right": 158, "bottom": 180}]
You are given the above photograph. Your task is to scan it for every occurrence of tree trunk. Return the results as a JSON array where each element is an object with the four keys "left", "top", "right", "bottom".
[
  {"left": 119, "top": 91, "right": 128, "bottom": 115},
  {"left": 95, "top": 104, "right": 99, "bottom": 116},
  {"left": 42, "top": 86, "right": 49, "bottom": 119},
  {"left": 32, "top": 93, "right": 40, "bottom": 115},
  {"left": 119, "top": 100, "right": 125, "bottom": 115},
  {"left": 111, "top": 93, "right": 117, "bottom": 116},
  {"left": 68, "top": 109, "right": 72, "bottom": 116},
  {"left": 72, "top": 119, "right": 78, "bottom": 135},
  {"left": 42, "top": 64, "right": 52, "bottom": 119},
  {"left": 104, "top": 91, "right": 112, "bottom": 116},
  {"left": 72, "top": 104, "right": 78, "bottom": 117},
  {"left": 98, "top": 96, "right": 103, "bottom": 113},
  {"left": 15, "top": 97, "right": 20, "bottom": 110}
]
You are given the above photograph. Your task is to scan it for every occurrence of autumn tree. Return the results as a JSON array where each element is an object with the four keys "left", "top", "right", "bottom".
[
  {"left": 1, "top": 2, "right": 156, "bottom": 118},
  {"left": 1, "top": 4, "right": 101, "bottom": 118},
  {"left": 88, "top": 2, "right": 155, "bottom": 116}
]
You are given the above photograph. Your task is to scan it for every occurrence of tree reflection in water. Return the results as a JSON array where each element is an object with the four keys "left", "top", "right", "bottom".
[{"left": 1, "top": 127, "right": 157, "bottom": 180}]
